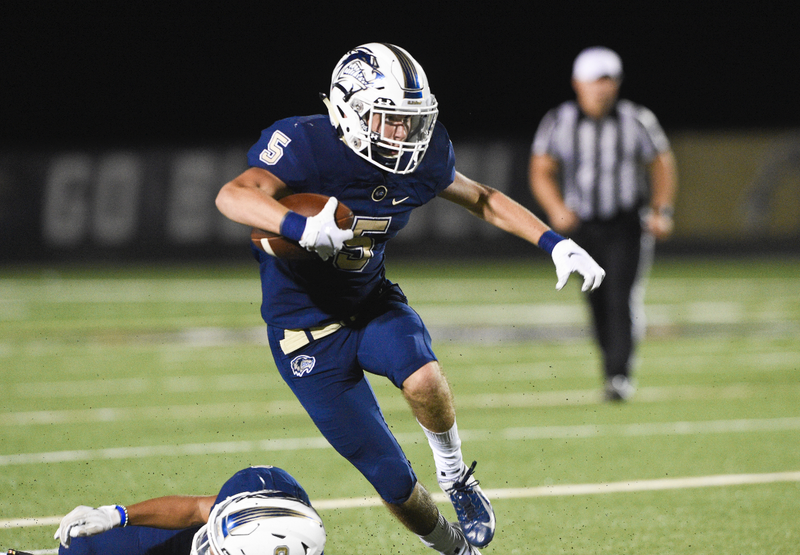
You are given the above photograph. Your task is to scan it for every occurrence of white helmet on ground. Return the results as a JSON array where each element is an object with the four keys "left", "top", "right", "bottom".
[
  {"left": 190, "top": 491, "right": 325, "bottom": 555},
  {"left": 322, "top": 42, "right": 439, "bottom": 174}
]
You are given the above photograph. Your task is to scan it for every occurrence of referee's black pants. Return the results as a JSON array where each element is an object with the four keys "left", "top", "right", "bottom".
[{"left": 574, "top": 210, "right": 651, "bottom": 380}]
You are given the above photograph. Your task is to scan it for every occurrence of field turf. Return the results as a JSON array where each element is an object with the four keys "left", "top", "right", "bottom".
[{"left": 1, "top": 256, "right": 799, "bottom": 554}]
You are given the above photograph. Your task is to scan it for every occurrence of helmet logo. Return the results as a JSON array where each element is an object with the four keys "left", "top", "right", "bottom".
[
  {"left": 290, "top": 355, "right": 316, "bottom": 377},
  {"left": 336, "top": 47, "right": 385, "bottom": 102}
]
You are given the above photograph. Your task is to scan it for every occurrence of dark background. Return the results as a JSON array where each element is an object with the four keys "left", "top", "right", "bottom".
[
  {"left": 2, "top": 2, "right": 798, "bottom": 262},
  {"left": 5, "top": 3, "right": 799, "bottom": 149}
]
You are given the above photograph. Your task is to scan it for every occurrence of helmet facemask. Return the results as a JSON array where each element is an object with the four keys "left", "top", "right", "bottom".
[
  {"left": 190, "top": 524, "right": 212, "bottom": 555},
  {"left": 324, "top": 43, "right": 439, "bottom": 174}
]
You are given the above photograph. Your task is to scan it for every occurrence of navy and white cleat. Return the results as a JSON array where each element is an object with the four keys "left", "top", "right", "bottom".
[
  {"left": 443, "top": 461, "right": 495, "bottom": 548},
  {"left": 450, "top": 521, "right": 482, "bottom": 555}
]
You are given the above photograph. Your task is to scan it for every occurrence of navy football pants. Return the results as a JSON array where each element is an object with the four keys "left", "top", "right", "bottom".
[{"left": 268, "top": 297, "right": 437, "bottom": 505}]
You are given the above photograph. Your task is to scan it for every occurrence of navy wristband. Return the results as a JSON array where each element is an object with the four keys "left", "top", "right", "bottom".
[
  {"left": 279, "top": 211, "right": 307, "bottom": 242},
  {"left": 538, "top": 230, "right": 565, "bottom": 254}
]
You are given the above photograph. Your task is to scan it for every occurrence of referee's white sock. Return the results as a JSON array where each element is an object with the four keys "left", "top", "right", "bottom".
[{"left": 419, "top": 420, "right": 465, "bottom": 484}]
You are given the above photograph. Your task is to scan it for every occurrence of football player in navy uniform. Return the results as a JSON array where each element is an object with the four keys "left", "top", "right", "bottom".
[
  {"left": 53, "top": 465, "right": 325, "bottom": 555},
  {"left": 215, "top": 43, "right": 605, "bottom": 555}
]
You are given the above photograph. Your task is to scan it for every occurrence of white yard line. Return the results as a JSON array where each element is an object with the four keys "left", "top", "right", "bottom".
[
  {"left": 2, "top": 416, "right": 799, "bottom": 467},
  {"left": 2, "top": 382, "right": 798, "bottom": 427},
  {"left": 314, "top": 470, "right": 800, "bottom": 509},
  {"left": 4, "top": 470, "right": 800, "bottom": 533}
]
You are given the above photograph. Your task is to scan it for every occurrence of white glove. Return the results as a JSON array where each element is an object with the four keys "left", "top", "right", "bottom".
[
  {"left": 298, "top": 197, "right": 354, "bottom": 260},
  {"left": 551, "top": 239, "right": 606, "bottom": 292},
  {"left": 54, "top": 505, "right": 122, "bottom": 547}
]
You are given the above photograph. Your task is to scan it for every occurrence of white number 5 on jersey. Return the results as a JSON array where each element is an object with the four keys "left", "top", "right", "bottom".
[{"left": 259, "top": 130, "right": 291, "bottom": 165}]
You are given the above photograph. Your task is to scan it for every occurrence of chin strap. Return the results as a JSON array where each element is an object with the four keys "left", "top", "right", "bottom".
[{"left": 319, "top": 93, "right": 344, "bottom": 139}]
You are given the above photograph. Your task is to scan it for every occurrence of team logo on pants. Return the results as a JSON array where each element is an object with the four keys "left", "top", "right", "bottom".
[{"left": 290, "top": 355, "right": 316, "bottom": 377}]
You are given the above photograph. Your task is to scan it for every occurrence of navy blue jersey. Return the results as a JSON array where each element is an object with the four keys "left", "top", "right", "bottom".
[{"left": 246, "top": 114, "right": 456, "bottom": 329}]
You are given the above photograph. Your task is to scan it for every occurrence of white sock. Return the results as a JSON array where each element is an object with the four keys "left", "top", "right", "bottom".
[
  {"left": 419, "top": 512, "right": 469, "bottom": 555},
  {"left": 419, "top": 420, "right": 465, "bottom": 483}
]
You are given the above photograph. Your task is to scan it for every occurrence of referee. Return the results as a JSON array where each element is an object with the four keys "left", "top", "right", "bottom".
[{"left": 529, "top": 46, "right": 678, "bottom": 401}]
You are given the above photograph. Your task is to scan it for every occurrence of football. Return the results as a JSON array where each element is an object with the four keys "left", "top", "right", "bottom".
[{"left": 251, "top": 193, "right": 354, "bottom": 259}]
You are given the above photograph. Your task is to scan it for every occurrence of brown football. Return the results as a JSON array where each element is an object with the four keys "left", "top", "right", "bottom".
[{"left": 251, "top": 193, "right": 354, "bottom": 259}]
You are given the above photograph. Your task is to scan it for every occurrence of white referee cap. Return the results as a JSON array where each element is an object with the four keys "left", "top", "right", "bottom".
[{"left": 572, "top": 47, "right": 623, "bottom": 82}]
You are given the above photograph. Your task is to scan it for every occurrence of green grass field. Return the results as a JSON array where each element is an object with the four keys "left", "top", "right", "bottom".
[{"left": 1, "top": 256, "right": 799, "bottom": 554}]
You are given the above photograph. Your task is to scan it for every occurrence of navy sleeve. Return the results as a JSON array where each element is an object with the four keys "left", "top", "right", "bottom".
[
  {"left": 246, "top": 118, "right": 317, "bottom": 189},
  {"left": 424, "top": 121, "right": 457, "bottom": 195}
]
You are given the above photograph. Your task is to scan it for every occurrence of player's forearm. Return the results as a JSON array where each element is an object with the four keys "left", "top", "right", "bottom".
[
  {"left": 216, "top": 180, "right": 289, "bottom": 233},
  {"left": 126, "top": 495, "right": 213, "bottom": 529},
  {"left": 216, "top": 167, "right": 294, "bottom": 232},
  {"left": 528, "top": 155, "right": 568, "bottom": 221},
  {"left": 481, "top": 187, "right": 551, "bottom": 245},
  {"left": 442, "top": 172, "right": 551, "bottom": 246}
]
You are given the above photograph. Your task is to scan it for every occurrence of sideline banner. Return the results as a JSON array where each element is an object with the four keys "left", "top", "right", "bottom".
[{"left": 1, "top": 133, "right": 798, "bottom": 262}]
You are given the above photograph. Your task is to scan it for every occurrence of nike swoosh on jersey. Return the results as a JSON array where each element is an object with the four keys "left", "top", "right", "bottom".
[{"left": 392, "top": 196, "right": 410, "bottom": 205}]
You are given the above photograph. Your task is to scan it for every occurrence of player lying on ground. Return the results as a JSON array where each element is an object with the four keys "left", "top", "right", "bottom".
[{"left": 52, "top": 466, "right": 325, "bottom": 555}]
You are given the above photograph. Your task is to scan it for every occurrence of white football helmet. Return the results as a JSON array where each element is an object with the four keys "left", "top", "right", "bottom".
[
  {"left": 323, "top": 43, "right": 439, "bottom": 174},
  {"left": 190, "top": 491, "right": 325, "bottom": 555}
]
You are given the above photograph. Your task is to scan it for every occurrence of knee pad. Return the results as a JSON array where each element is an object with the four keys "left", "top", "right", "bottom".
[{"left": 365, "top": 455, "right": 418, "bottom": 505}]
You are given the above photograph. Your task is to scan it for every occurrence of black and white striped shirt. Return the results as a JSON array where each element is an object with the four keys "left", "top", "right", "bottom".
[{"left": 532, "top": 99, "right": 670, "bottom": 221}]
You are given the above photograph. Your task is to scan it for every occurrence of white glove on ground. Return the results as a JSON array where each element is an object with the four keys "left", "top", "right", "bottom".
[
  {"left": 551, "top": 239, "right": 606, "bottom": 292},
  {"left": 55, "top": 505, "right": 122, "bottom": 547},
  {"left": 298, "top": 197, "right": 354, "bottom": 260}
]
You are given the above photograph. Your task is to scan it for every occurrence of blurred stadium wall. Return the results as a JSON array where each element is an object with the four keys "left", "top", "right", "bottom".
[{"left": 2, "top": 131, "right": 798, "bottom": 262}]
